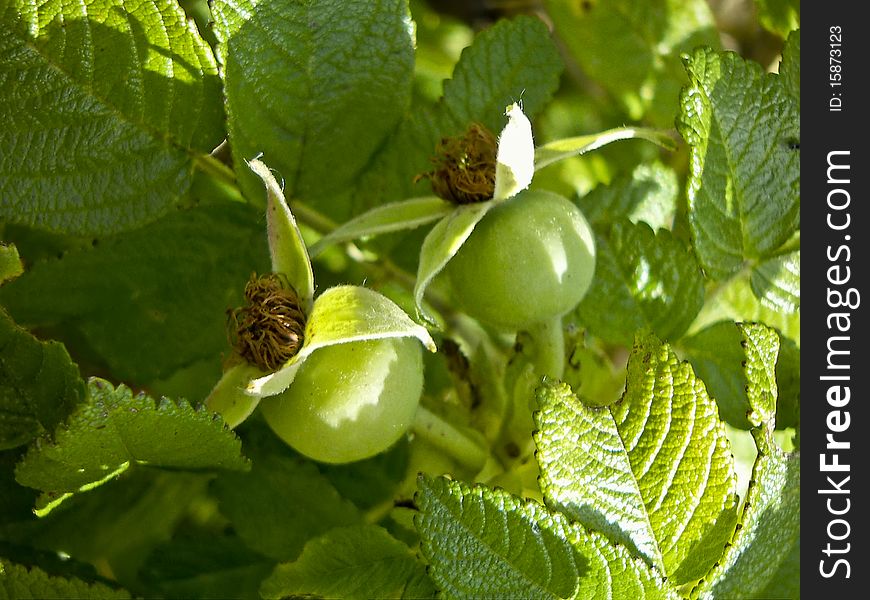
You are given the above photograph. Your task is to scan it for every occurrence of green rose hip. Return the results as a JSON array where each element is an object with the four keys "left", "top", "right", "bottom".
[
  {"left": 259, "top": 337, "right": 424, "bottom": 464},
  {"left": 443, "top": 189, "right": 596, "bottom": 330}
]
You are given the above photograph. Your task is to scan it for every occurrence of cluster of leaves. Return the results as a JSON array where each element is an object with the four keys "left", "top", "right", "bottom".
[{"left": 1, "top": 0, "right": 798, "bottom": 598}]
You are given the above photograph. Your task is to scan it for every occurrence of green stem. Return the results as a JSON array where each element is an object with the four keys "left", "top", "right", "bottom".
[
  {"left": 412, "top": 406, "right": 488, "bottom": 471},
  {"left": 524, "top": 317, "right": 565, "bottom": 380}
]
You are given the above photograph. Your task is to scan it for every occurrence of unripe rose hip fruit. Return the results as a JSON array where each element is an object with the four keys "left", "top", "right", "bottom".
[
  {"left": 259, "top": 337, "right": 424, "bottom": 463},
  {"left": 443, "top": 189, "right": 596, "bottom": 329}
]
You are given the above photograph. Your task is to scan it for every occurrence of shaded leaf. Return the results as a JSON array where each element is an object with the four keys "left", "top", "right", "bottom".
[
  {"left": 0, "top": 0, "right": 223, "bottom": 235},
  {"left": 0, "top": 310, "right": 84, "bottom": 449},
  {"left": 212, "top": 453, "right": 360, "bottom": 562},
  {"left": 0, "top": 559, "right": 131, "bottom": 599},
  {"left": 545, "top": 0, "right": 719, "bottom": 125},
  {"left": 260, "top": 525, "right": 434, "bottom": 600},
  {"left": 578, "top": 162, "right": 678, "bottom": 231},
  {"left": 754, "top": 0, "right": 800, "bottom": 38},
  {"left": 0, "top": 203, "right": 269, "bottom": 384},
  {"left": 576, "top": 220, "right": 705, "bottom": 345}
]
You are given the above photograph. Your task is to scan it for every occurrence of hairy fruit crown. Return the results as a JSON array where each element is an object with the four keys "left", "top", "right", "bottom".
[
  {"left": 417, "top": 123, "right": 497, "bottom": 204},
  {"left": 228, "top": 273, "right": 306, "bottom": 371}
]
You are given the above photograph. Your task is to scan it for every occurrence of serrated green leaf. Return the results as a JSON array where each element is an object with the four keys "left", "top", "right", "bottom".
[
  {"left": 677, "top": 47, "right": 799, "bottom": 281},
  {"left": 0, "top": 310, "right": 84, "bottom": 449},
  {"left": 682, "top": 321, "right": 796, "bottom": 430},
  {"left": 309, "top": 196, "right": 452, "bottom": 258},
  {"left": 611, "top": 334, "right": 737, "bottom": 582},
  {"left": 0, "top": 203, "right": 269, "bottom": 384},
  {"left": 212, "top": 0, "right": 414, "bottom": 212},
  {"left": 14, "top": 378, "right": 249, "bottom": 499},
  {"left": 545, "top": 0, "right": 719, "bottom": 125},
  {"left": 248, "top": 285, "right": 435, "bottom": 397},
  {"left": 754, "top": 0, "right": 800, "bottom": 38},
  {"left": 0, "top": 0, "right": 223, "bottom": 235},
  {"left": 0, "top": 559, "right": 131, "bottom": 600},
  {"left": 413, "top": 203, "right": 493, "bottom": 324},
  {"left": 739, "top": 323, "right": 779, "bottom": 426},
  {"left": 212, "top": 453, "right": 361, "bottom": 562},
  {"left": 535, "top": 334, "right": 740, "bottom": 586},
  {"left": 576, "top": 220, "right": 705, "bottom": 346},
  {"left": 535, "top": 128, "right": 676, "bottom": 172},
  {"left": 750, "top": 250, "right": 800, "bottom": 313},
  {"left": 442, "top": 16, "right": 562, "bottom": 135},
  {"left": 3, "top": 470, "right": 210, "bottom": 583},
  {"left": 415, "top": 475, "right": 678, "bottom": 599},
  {"left": 534, "top": 381, "right": 664, "bottom": 570},
  {"left": 578, "top": 162, "right": 678, "bottom": 231},
  {"left": 248, "top": 159, "right": 315, "bottom": 309},
  {"left": 695, "top": 429, "right": 800, "bottom": 599},
  {"left": 780, "top": 30, "right": 800, "bottom": 110},
  {"left": 261, "top": 525, "right": 435, "bottom": 600},
  {"left": 0, "top": 244, "right": 23, "bottom": 284}
]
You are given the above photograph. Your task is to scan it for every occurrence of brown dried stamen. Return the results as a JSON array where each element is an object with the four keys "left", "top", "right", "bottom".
[
  {"left": 227, "top": 273, "right": 306, "bottom": 372},
  {"left": 416, "top": 122, "right": 497, "bottom": 204}
]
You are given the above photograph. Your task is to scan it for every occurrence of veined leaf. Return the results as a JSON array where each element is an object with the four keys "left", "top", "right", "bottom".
[
  {"left": 212, "top": 453, "right": 361, "bottom": 562},
  {"left": 309, "top": 196, "right": 452, "bottom": 258},
  {"left": 579, "top": 162, "right": 678, "bottom": 231},
  {"left": 442, "top": 16, "right": 562, "bottom": 136},
  {"left": 536, "top": 334, "right": 739, "bottom": 585},
  {"left": 750, "top": 250, "right": 800, "bottom": 313},
  {"left": 695, "top": 417, "right": 799, "bottom": 597},
  {"left": 212, "top": 0, "right": 415, "bottom": 210},
  {"left": 0, "top": 559, "right": 131, "bottom": 599},
  {"left": 682, "top": 321, "right": 797, "bottom": 430},
  {"left": 14, "top": 378, "right": 249, "bottom": 503},
  {"left": 415, "top": 475, "right": 678, "bottom": 599},
  {"left": 780, "top": 30, "right": 800, "bottom": 109},
  {"left": 0, "top": 310, "right": 84, "bottom": 449},
  {"left": 0, "top": 0, "right": 224, "bottom": 235},
  {"left": 260, "top": 525, "right": 434, "bottom": 600},
  {"left": 677, "top": 47, "right": 799, "bottom": 281},
  {"left": 545, "top": 0, "right": 719, "bottom": 125},
  {"left": 247, "top": 285, "right": 435, "bottom": 397},
  {"left": 575, "top": 220, "right": 705, "bottom": 346}
]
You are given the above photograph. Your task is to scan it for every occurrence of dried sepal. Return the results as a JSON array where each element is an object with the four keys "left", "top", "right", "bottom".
[
  {"left": 228, "top": 273, "right": 307, "bottom": 371},
  {"left": 417, "top": 123, "right": 497, "bottom": 204}
]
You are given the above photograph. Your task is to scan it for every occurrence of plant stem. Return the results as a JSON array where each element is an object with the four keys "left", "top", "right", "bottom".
[
  {"left": 412, "top": 406, "right": 488, "bottom": 471},
  {"left": 524, "top": 317, "right": 566, "bottom": 380}
]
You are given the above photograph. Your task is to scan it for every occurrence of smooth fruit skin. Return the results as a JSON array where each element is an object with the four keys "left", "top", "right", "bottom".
[
  {"left": 259, "top": 337, "right": 423, "bottom": 463},
  {"left": 443, "top": 189, "right": 596, "bottom": 329}
]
